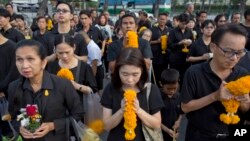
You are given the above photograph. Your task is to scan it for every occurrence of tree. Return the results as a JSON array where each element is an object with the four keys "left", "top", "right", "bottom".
[{"left": 37, "top": 0, "right": 48, "bottom": 16}]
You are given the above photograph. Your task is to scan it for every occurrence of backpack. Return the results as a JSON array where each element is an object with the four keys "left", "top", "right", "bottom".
[{"left": 96, "top": 25, "right": 109, "bottom": 40}]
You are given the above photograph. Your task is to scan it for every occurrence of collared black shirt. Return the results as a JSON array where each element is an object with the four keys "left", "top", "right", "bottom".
[
  {"left": 2, "top": 27, "right": 25, "bottom": 43},
  {"left": 44, "top": 28, "right": 88, "bottom": 56},
  {"left": 181, "top": 61, "right": 248, "bottom": 136},
  {"left": 0, "top": 40, "right": 18, "bottom": 95},
  {"left": 107, "top": 37, "right": 153, "bottom": 62},
  {"left": 8, "top": 71, "right": 84, "bottom": 141},
  {"left": 238, "top": 52, "right": 250, "bottom": 71},
  {"left": 188, "top": 37, "right": 211, "bottom": 65},
  {"left": 150, "top": 26, "right": 172, "bottom": 64},
  {"left": 240, "top": 23, "right": 250, "bottom": 51}
]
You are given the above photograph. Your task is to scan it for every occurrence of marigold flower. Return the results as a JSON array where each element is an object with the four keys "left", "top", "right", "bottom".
[
  {"left": 126, "top": 31, "right": 139, "bottom": 48},
  {"left": 88, "top": 120, "right": 104, "bottom": 134},
  {"left": 161, "top": 35, "right": 168, "bottom": 54},
  {"left": 220, "top": 114, "right": 231, "bottom": 125},
  {"left": 57, "top": 68, "right": 74, "bottom": 81},
  {"left": 124, "top": 89, "right": 137, "bottom": 140}
]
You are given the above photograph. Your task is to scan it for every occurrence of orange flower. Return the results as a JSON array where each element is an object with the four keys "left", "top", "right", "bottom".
[
  {"left": 57, "top": 68, "right": 74, "bottom": 81},
  {"left": 123, "top": 89, "right": 137, "bottom": 140},
  {"left": 220, "top": 75, "right": 250, "bottom": 124},
  {"left": 126, "top": 31, "right": 139, "bottom": 48},
  {"left": 88, "top": 120, "right": 104, "bottom": 134},
  {"left": 161, "top": 35, "right": 168, "bottom": 54}
]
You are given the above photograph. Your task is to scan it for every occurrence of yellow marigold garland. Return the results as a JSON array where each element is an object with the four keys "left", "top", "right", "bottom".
[
  {"left": 161, "top": 35, "right": 168, "bottom": 54},
  {"left": 220, "top": 75, "right": 250, "bottom": 124},
  {"left": 57, "top": 68, "right": 74, "bottom": 81},
  {"left": 123, "top": 89, "right": 137, "bottom": 140},
  {"left": 88, "top": 120, "right": 104, "bottom": 135},
  {"left": 126, "top": 31, "right": 139, "bottom": 48}
]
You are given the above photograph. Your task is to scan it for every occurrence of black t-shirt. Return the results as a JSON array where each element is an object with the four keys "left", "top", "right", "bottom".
[
  {"left": 107, "top": 38, "right": 153, "bottom": 62},
  {"left": 181, "top": 61, "right": 248, "bottom": 135},
  {"left": 150, "top": 26, "right": 171, "bottom": 64},
  {"left": 238, "top": 51, "right": 250, "bottom": 72},
  {"left": 32, "top": 30, "right": 48, "bottom": 49},
  {"left": 2, "top": 27, "right": 25, "bottom": 43},
  {"left": 188, "top": 37, "right": 211, "bottom": 65},
  {"left": 0, "top": 40, "right": 18, "bottom": 95},
  {"left": 101, "top": 83, "right": 164, "bottom": 141},
  {"left": 46, "top": 60, "right": 98, "bottom": 94},
  {"left": 44, "top": 28, "right": 88, "bottom": 56}
]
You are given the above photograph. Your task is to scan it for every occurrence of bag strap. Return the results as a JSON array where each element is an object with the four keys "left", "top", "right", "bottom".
[
  {"left": 75, "top": 60, "right": 81, "bottom": 83},
  {"left": 145, "top": 83, "right": 152, "bottom": 112}
]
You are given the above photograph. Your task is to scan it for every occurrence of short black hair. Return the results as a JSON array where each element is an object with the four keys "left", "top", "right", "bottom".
[
  {"left": 5, "top": 3, "right": 13, "bottom": 8},
  {"left": 119, "top": 13, "right": 138, "bottom": 26},
  {"left": 197, "top": 10, "right": 207, "bottom": 17},
  {"left": 231, "top": 12, "right": 241, "bottom": 20},
  {"left": 15, "top": 15, "right": 24, "bottom": 21},
  {"left": 79, "top": 10, "right": 91, "bottom": 18},
  {"left": 16, "top": 40, "right": 46, "bottom": 60},
  {"left": 178, "top": 13, "right": 190, "bottom": 23},
  {"left": 211, "top": 24, "right": 248, "bottom": 45},
  {"left": 161, "top": 69, "right": 180, "bottom": 85},
  {"left": 158, "top": 12, "right": 169, "bottom": 17},
  {"left": 0, "top": 8, "right": 11, "bottom": 18},
  {"left": 201, "top": 19, "right": 216, "bottom": 29},
  {"left": 36, "top": 16, "right": 47, "bottom": 22},
  {"left": 56, "top": 1, "right": 73, "bottom": 14},
  {"left": 214, "top": 14, "right": 226, "bottom": 23},
  {"left": 244, "top": 9, "right": 250, "bottom": 19}
]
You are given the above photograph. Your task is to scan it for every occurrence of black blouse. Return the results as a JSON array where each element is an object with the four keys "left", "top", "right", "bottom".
[{"left": 101, "top": 83, "right": 164, "bottom": 141}]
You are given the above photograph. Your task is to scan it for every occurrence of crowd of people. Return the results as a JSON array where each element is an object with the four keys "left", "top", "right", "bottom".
[{"left": 0, "top": 1, "right": 250, "bottom": 141}]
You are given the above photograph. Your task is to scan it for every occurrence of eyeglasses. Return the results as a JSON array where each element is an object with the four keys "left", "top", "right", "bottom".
[
  {"left": 216, "top": 44, "right": 247, "bottom": 58},
  {"left": 56, "top": 9, "right": 70, "bottom": 14}
]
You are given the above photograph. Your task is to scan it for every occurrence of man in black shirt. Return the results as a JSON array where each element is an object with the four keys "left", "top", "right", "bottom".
[
  {"left": 107, "top": 13, "right": 153, "bottom": 73},
  {"left": 0, "top": 31, "right": 18, "bottom": 141},
  {"left": 181, "top": 24, "right": 250, "bottom": 141},
  {"left": 0, "top": 8, "right": 25, "bottom": 43},
  {"left": 150, "top": 12, "right": 172, "bottom": 86},
  {"left": 44, "top": 2, "right": 88, "bottom": 62},
  {"left": 138, "top": 11, "right": 151, "bottom": 31},
  {"left": 33, "top": 16, "right": 48, "bottom": 48}
]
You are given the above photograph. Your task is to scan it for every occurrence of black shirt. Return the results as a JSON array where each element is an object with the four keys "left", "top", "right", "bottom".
[
  {"left": 138, "top": 19, "right": 151, "bottom": 31},
  {"left": 101, "top": 83, "right": 164, "bottom": 141},
  {"left": 8, "top": 71, "right": 84, "bottom": 141},
  {"left": 168, "top": 27, "right": 193, "bottom": 65},
  {"left": 107, "top": 37, "right": 153, "bottom": 62},
  {"left": 2, "top": 27, "right": 25, "bottom": 43},
  {"left": 240, "top": 23, "right": 250, "bottom": 51},
  {"left": 76, "top": 25, "right": 104, "bottom": 46},
  {"left": 181, "top": 61, "right": 248, "bottom": 136},
  {"left": 161, "top": 92, "right": 181, "bottom": 141},
  {"left": 44, "top": 28, "right": 88, "bottom": 56},
  {"left": 238, "top": 52, "right": 250, "bottom": 72},
  {"left": 188, "top": 37, "right": 211, "bottom": 65},
  {"left": 150, "top": 26, "right": 172, "bottom": 64},
  {"left": 0, "top": 40, "right": 18, "bottom": 95},
  {"left": 32, "top": 30, "right": 48, "bottom": 49}
]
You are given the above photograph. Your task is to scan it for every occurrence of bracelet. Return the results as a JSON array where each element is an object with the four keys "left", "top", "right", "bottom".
[{"left": 79, "top": 86, "right": 82, "bottom": 91}]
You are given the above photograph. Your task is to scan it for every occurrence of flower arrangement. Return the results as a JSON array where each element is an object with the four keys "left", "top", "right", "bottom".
[
  {"left": 138, "top": 26, "right": 147, "bottom": 34},
  {"left": 47, "top": 19, "right": 53, "bottom": 31},
  {"left": 57, "top": 68, "right": 74, "bottom": 80},
  {"left": 17, "top": 105, "right": 42, "bottom": 133},
  {"left": 182, "top": 44, "right": 189, "bottom": 53},
  {"left": 161, "top": 35, "right": 168, "bottom": 54},
  {"left": 192, "top": 31, "right": 197, "bottom": 41},
  {"left": 126, "top": 31, "right": 139, "bottom": 48},
  {"left": 82, "top": 120, "right": 104, "bottom": 141},
  {"left": 123, "top": 89, "right": 137, "bottom": 140},
  {"left": 219, "top": 75, "right": 250, "bottom": 124}
]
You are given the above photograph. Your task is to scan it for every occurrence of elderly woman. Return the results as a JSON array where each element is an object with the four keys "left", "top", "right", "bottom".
[{"left": 8, "top": 40, "right": 83, "bottom": 141}]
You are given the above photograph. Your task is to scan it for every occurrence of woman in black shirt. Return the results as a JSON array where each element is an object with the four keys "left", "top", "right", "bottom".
[{"left": 101, "top": 48, "right": 164, "bottom": 141}]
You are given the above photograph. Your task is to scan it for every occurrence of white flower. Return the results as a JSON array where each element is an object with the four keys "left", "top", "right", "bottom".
[
  {"left": 17, "top": 114, "right": 24, "bottom": 121},
  {"left": 21, "top": 118, "right": 30, "bottom": 127}
]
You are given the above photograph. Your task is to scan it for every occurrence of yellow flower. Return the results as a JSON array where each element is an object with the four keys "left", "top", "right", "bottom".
[
  {"left": 138, "top": 26, "right": 147, "bottom": 34},
  {"left": 126, "top": 31, "right": 139, "bottom": 48},
  {"left": 182, "top": 44, "right": 189, "bottom": 53},
  {"left": 88, "top": 120, "right": 104, "bottom": 135},
  {"left": 57, "top": 68, "right": 74, "bottom": 81},
  {"left": 161, "top": 35, "right": 168, "bottom": 54},
  {"left": 47, "top": 19, "right": 53, "bottom": 31},
  {"left": 123, "top": 89, "right": 137, "bottom": 140},
  {"left": 220, "top": 75, "right": 250, "bottom": 124}
]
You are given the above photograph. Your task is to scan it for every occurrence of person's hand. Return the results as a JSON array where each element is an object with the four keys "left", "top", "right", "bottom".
[
  {"left": 121, "top": 98, "right": 126, "bottom": 113},
  {"left": 167, "top": 128, "right": 175, "bottom": 137},
  {"left": 173, "top": 120, "right": 180, "bottom": 130},
  {"left": 216, "top": 82, "right": 234, "bottom": 101},
  {"left": 19, "top": 126, "right": 34, "bottom": 139},
  {"left": 71, "top": 80, "right": 79, "bottom": 90},
  {"left": 133, "top": 98, "right": 142, "bottom": 114},
  {"left": 123, "top": 33, "right": 128, "bottom": 47},
  {"left": 33, "top": 122, "right": 54, "bottom": 138},
  {"left": 185, "top": 39, "right": 192, "bottom": 46},
  {"left": 201, "top": 53, "right": 210, "bottom": 60},
  {"left": 235, "top": 94, "right": 250, "bottom": 103},
  {"left": 0, "top": 92, "right": 5, "bottom": 97}
]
